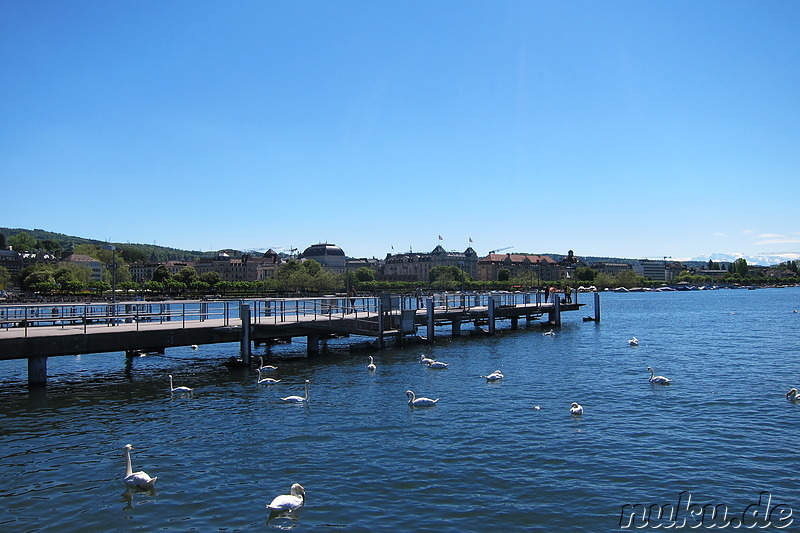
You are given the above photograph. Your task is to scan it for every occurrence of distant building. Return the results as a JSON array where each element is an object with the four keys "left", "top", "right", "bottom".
[
  {"left": 477, "top": 253, "right": 559, "bottom": 282},
  {"left": 61, "top": 253, "right": 103, "bottom": 282},
  {"left": 0, "top": 249, "right": 22, "bottom": 281},
  {"left": 382, "top": 246, "right": 478, "bottom": 282},
  {"left": 634, "top": 260, "right": 677, "bottom": 282},
  {"left": 590, "top": 262, "right": 632, "bottom": 275},
  {"left": 130, "top": 260, "right": 193, "bottom": 283},
  {"left": 300, "top": 243, "right": 347, "bottom": 274},
  {"left": 195, "top": 251, "right": 283, "bottom": 282}
]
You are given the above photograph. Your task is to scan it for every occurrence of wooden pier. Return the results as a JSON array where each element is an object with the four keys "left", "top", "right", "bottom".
[{"left": 0, "top": 291, "right": 597, "bottom": 386}]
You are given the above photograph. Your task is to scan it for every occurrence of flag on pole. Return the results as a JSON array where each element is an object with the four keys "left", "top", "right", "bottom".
[
  {"left": 438, "top": 235, "right": 443, "bottom": 240},
  {"left": 469, "top": 237, "right": 473, "bottom": 243}
]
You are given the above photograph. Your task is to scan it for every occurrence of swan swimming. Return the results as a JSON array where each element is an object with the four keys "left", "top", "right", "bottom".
[
  {"left": 419, "top": 354, "right": 435, "bottom": 365},
  {"left": 281, "top": 380, "right": 310, "bottom": 403},
  {"left": 483, "top": 370, "right": 504, "bottom": 381},
  {"left": 787, "top": 388, "right": 800, "bottom": 401},
  {"left": 168, "top": 374, "right": 193, "bottom": 395},
  {"left": 543, "top": 330, "right": 555, "bottom": 336},
  {"left": 367, "top": 356, "right": 376, "bottom": 372},
  {"left": 123, "top": 444, "right": 157, "bottom": 489},
  {"left": 647, "top": 367, "right": 672, "bottom": 384},
  {"left": 428, "top": 360, "right": 448, "bottom": 369},
  {"left": 258, "top": 357, "right": 277, "bottom": 371},
  {"left": 267, "top": 483, "right": 305, "bottom": 512},
  {"left": 628, "top": 337, "right": 639, "bottom": 346},
  {"left": 570, "top": 402, "right": 584, "bottom": 416},
  {"left": 256, "top": 368, "right": 281, "bottom": 384},
  {"left": 406, "top": 390, "right": 438, "bottom": 407}
]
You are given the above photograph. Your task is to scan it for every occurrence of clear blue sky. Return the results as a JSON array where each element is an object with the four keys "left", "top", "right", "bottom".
[{"left": 2, "top": 1, "right": 799, "bottom": 261}]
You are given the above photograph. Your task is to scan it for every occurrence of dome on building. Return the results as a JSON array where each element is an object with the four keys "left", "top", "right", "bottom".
[
  {"left": 300, "top": 243, "right": 346, "bottom": 271},
  {"left": 301, "top": 243, "right": 345, "bottom": 258}
]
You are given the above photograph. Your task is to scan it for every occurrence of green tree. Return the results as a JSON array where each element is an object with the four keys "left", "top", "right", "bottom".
[
  {"left": 38, "top": 239, "right": 62, "bottom": 253},
  {"left": 733, "top": 258, "right": 749, "bottom": 278},
  {"left": 301, "top": 260, "right": 323, "bottom": 276},
  {"left": 0, "top": 265, "right": 10, "bottom": 287},
  {"left": 574, "top": 267, "right": 596, "bottom": 282},
  {"left": 22, "top": 269, "right": 56, "bottom": 291},
  {"left": 497, "top": 268, "right": 511, "bottom": 281},
  {"left": 0, "top": 233, "right": 6, "bottom": 249},
  {"left": 429, "top": 265, "right": 468, "bottom": 284},
  {"left": 175, "top": 266, "right": 199, "bottom": 285},
  {"left": 354, "top": 267, "right": 375, "bottom": 282},
  {"left": 8, "top": 231, "right": 37, "bottom": 251},
  {"left": 200, "top": 271, "right": 221, "bottom": 286},
  {"left": 163, "top": 278, "right": 186, "bottom": 294},
  {"left": 153, "top": 265, "right": 172, "bottom": 282}
]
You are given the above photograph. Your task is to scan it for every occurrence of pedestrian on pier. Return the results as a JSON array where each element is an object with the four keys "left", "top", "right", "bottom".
[{"left": 415, "top": 287, "right": 424, "bottom": 308}]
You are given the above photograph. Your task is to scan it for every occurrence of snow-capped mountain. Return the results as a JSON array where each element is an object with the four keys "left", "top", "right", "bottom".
[{"left": 691, "top": 252, "right": 800, "bottom": 266}]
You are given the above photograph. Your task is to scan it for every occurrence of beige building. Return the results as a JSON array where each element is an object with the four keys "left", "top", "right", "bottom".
[
  {"left": 478, "top": 253, "right": 559, "bottom": 282},
  {"left": 61, "top": 253, "right": 103, "bottom": 282},
  {"left": 381, "top": 246, "right": 478, "bottom": 282},
  {"left": 130, "top": 261, "right": 192, "bottom": 283}
]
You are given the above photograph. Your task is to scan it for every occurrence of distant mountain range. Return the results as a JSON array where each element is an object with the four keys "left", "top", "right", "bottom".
[{"left": 690, "top": 252, "right": 800, "bottom": 267}]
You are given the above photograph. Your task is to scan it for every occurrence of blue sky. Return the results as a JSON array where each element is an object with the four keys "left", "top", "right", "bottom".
[{"left": 2, "top": 1, "right": 799, "bottom": 261}]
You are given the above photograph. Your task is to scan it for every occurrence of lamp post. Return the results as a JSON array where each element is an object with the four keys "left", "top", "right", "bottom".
[{"left": 104, "top": 244, "right": 117, "bottom": 305}]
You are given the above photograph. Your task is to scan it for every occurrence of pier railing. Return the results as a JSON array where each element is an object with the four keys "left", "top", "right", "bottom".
[{"left": 0, "top": 290, "right": 573, "bottom": 337}]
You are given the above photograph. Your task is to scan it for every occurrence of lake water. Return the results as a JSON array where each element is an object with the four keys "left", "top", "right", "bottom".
[{"left": 2, "top": 288, "right": 800, "bottom": 531}]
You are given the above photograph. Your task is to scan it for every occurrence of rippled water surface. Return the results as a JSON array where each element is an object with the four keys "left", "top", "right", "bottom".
[{"left": 2, "top": 288, "right": 800, "bottom": 531}]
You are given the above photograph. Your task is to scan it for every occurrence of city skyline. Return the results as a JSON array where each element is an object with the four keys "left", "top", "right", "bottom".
[{"left": 2, "top": 2, "right": 798, "bottom": 261}]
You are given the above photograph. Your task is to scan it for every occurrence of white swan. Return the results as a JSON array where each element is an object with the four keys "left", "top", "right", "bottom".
[
  {"left": 543, "top": 330, "right": 555, "bottom": 336},
  {"left": 787, "top": 388, "right": 800, "bottom": 401},
  {"left": 367, "top": 356, "right": 376, "bottom": 372},
  {"left": 281, "top": 380, "right": 309, "bottom": 403},
  {"left": 428, "top": 360, "right": 448, "bottom": 369},
  {"left": 647, "top": 367, "right": 672, "bottom": 384},
  {"left": 419, "top": 354, "right": 435, "bottom": 365},
  {"left": 570, "top": 402, "right": 584, "bottom": 416},
  {"left": 256, "top": 368, "right": 281, "bottom": 384},
  {"left": 258, "top": 357, "right": 277, "bottom": 371},
  {"left": 628, "top": 337, "right": 639, "bottom": 346},
  {"left": 191, "top": 344, "right": 198, "bottom": 350},
  {"left": 267, "top": 483, "right": 305, "bottom": 512},
  {"left": 123, "top": 444, "right": 157, "bottom": 489},
  {"left": 406, "top": 390, "right": 438, "bottom": 407},
  {"left": 483, "top": 370, "right": 503, "bottom": 381},
  {"left": 168, "top": 374, "right": 193, "bottom": 395}
]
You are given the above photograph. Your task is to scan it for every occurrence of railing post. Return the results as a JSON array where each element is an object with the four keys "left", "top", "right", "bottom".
[
  {"left": 488, "top": 295, "right": 496, "bottom": 335},
  {"left": 426, "top": 297, "right": 434, "bottom": 342}
]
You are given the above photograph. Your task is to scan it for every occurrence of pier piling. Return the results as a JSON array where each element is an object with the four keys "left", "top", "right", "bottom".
[
  {"left": 240, "top": 303, "right": 251, "bottom": 365},
  {"left": 28, "top": 356, "right": 47, "bottom": 386}
]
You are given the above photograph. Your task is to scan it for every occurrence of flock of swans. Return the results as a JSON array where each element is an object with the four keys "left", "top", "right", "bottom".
[{"left": 126, "top": 332, "right": 684, "bottom": 525}]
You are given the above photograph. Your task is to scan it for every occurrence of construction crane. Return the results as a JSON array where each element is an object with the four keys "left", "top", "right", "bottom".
[{"left": 489, "top": 246, "right": 513, "bottom": 254}]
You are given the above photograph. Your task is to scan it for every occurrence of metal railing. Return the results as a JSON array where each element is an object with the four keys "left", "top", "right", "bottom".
[{"left": 0, "top": 290, "right": 574, "bottom": 337}]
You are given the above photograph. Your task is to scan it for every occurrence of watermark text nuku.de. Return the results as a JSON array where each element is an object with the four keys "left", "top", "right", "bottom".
[{"left": 619, "top": 491, "right": 793, "bottom": 529}]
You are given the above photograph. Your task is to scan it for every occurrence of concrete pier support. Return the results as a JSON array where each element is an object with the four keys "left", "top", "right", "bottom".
[
  {"left": 594, "top": 292, "right": 601, "bottom": 323},
  {"left": 426, "top": 298, "right": 435, "bottom": 343},
  {"left": 488, "top": 296, "right": 496, "bottom": 335},
  {"left": 452, "top": 319, "right": 461, "bottom": 336},
  {"left": 307, "top": 334, "right": 320, "bottom": 356},
  {"left": 511, "top": 317, "right": 519, "bottom": 329},
  {"left": 240, "top": 303, "right": 251, "bottom": 365},
  {"left": 28, "top": 356, "right": 47, "bottom": 386}
]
